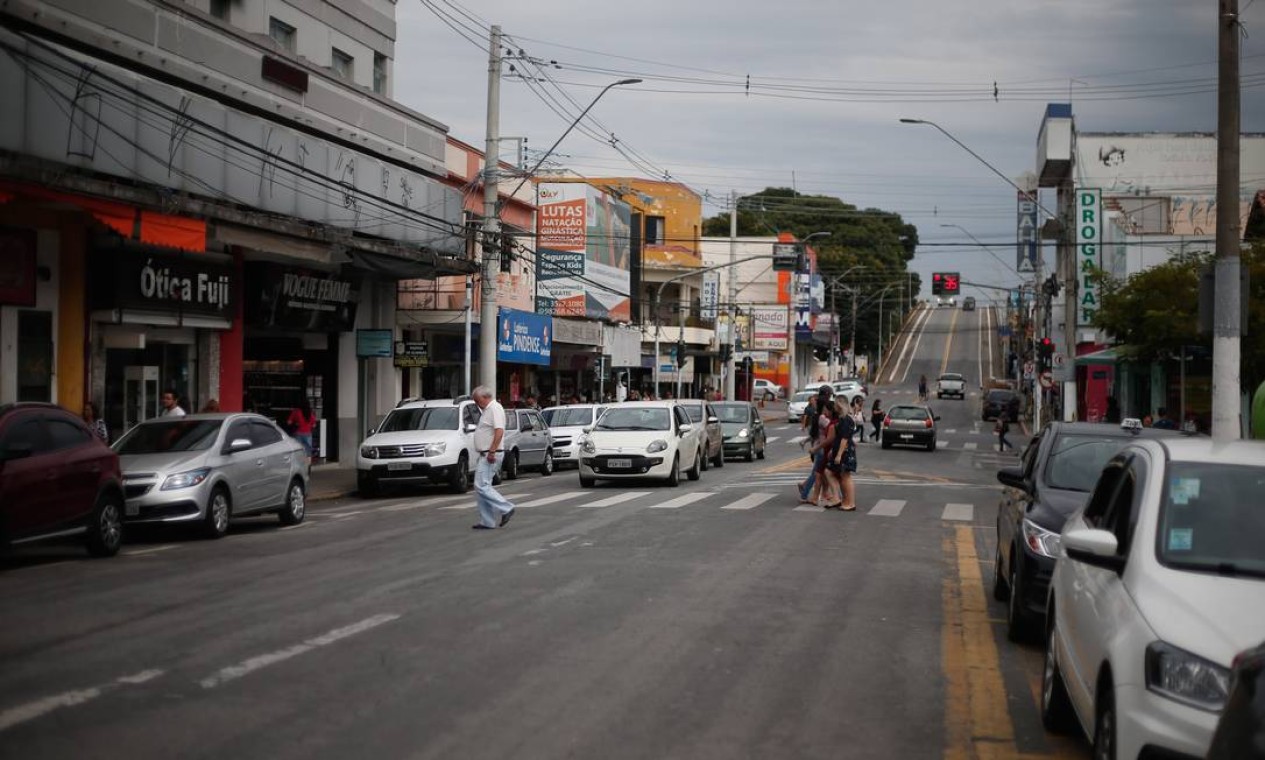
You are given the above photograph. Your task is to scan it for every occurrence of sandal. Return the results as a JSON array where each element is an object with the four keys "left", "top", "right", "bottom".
[
  {"left": 823, "top": 502, "right": 842, "bottom": 510},
  {"left": 840, "top": 504, "right": 856, "bottom": 512}
]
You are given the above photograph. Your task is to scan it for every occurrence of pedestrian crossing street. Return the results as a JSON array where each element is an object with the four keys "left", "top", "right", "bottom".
[{"left": 777, "top": 433, "right": 1016, "bottom": 456}]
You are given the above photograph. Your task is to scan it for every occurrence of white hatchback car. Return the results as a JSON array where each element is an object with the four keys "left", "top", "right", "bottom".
[
  {"left": 1042, "top": 438, "right": 1265, "bottom": 760},
  {"left": 541, "top": 404, "right": 608, "bottom": 468},
  {"left": 356, "top": 399, "right": 481, "bottom": 496},
  {"left": 578, "top": 401, "right": 704, "bottom": 487}
]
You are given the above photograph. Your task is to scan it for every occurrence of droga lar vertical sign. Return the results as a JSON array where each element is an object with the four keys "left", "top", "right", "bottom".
[{"left": 1076, "top": 188, "right": 1102, "bottom": 327}]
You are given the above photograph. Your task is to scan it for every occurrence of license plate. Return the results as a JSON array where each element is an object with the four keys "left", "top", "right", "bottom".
[
  {"left": 900, "top": 434, "right": 914, "bottom": 440},
  {"left": 607, "top": 458, "right": 632, "bottom": 469},
  {"left": 387, "top": 462, "right": 412, "bottom": 471},
  {"left": 554, "top": 450, "right": 570, "bottom": 457}
]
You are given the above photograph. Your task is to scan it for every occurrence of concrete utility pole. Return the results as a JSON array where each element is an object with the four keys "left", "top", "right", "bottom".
[
  {"left": 1213, "top": 0, "right": 1242, "bottom": 440},
  {"left": 477, "top": 25, "right": 502, "bottom": 393},
  {"left": 724, "top": 190, "right": 738, "bottom": 400}
]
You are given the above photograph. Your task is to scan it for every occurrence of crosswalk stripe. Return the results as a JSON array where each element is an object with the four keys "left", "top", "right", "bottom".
[
  {"left": 582, "top": 491, "right": 651, "bottom": 508},
  {"left": 517, "top": 492, "right": 584, "bottom": 508},
  {"left": 936, "top": 440, "right": 948, "bottom": 448},
  {"left": 963, "top": 442, "right": 978, "bottom": 451},
  {"left": 721, "top": 492, "right": 777, "bottom": 511},
  {"left": 868, "top": 499, "right": 906, "bottom": 517},
  {"left": 649, "top": 492, "right": 713, "bottom": 509},
  {"left": 941, "top": 503, "right": 974, "bottom": 521},
  {"left": 793, "top": 504, "right": 824, "bottom": 512},
  {"left": 765, "top": 436, "right": 780, "bottom": 443},
  {"left": 789, "top": 435, "right": 808, "bottom": 445},
  {"left": 945, "top": 429, "right": 958, "bottom": 434}
]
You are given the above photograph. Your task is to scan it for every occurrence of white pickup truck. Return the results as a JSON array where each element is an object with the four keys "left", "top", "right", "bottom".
[{"left": 936, "top": 372, "right": 967, "bottom": 399}]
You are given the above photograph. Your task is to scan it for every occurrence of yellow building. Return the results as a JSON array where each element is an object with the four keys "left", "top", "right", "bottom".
[{"left": 548, "top": 178, "right": 702, "bottom": 269}]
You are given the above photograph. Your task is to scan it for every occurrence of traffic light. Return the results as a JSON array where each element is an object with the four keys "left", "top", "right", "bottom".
[
  {"left": 676, "top": 340, "right": 687, "bottom": 368},
  {"left": 1037, "top": 337, "right": 1054, "bottom": 371},
  {"left": 942, "top": 272, "right": 960, "bottom": 295},
  {"left": 932, "top": 273, "right": 943, "bottom": 296}
]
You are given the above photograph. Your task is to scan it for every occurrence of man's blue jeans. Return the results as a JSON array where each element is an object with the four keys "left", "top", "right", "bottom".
[
  {"left": 800, "top": 450, "right": 825, "bottom": 500},
  {"left": 475, "top": 453, "right": 514, "bottom": 527}
]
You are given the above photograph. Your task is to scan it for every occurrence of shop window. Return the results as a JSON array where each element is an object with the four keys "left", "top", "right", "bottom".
[
  {"left": 332, "top": 48, "right": 354, "bottom": 80},
  {"left": 646, "top": 216, "right": 666, "bottom": 246},
  {"left": 269, "top": 17, "right": 296, "bottom": 53},
  {"left": 17, "top": 310, "right": 53, "bottom": 402},
  {"left": 373, "top": 53, "right": 387, "bottom": 94}
]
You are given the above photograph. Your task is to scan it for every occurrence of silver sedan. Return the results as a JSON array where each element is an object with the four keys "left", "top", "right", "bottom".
[{"left": 113, "top": 413, "right": 309, "bottom": 538}]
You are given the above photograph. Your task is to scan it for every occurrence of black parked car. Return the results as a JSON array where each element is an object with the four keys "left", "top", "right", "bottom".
[
  {"left": 1209, "top": 639, "right": 1265, "bottom": 760},
  {"left": 981, "top": 389, "right": 1020, "bottom": 422},
  {"left": 993, "top": 420, "right": 1183, "bottom": 640}
]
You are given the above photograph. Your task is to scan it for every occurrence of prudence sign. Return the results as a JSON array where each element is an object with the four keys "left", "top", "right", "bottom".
[{"left": 1076, "top": 188, "right": 1102, "bottom": 327}]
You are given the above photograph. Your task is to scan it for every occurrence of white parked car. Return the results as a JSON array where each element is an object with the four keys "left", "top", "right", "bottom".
[
  {"left": 356, "top": 399, "right": 481, "bottom": 496},
  {"left": 578, "top": 401, "right": 704, "bottom": 487},
  {"left": 541, "top": 404, "right": 608, "bottom": 469},
  {"left": 787, "top": 390, "right": 815, "bottom": 423},
  {"left": 802, "top": 381, "right": 867, "bottom": 407},
  {"left": 752, "top": 378, "right": 782, "bottom": 400},
  {"left": 1042, "top": 438, "right": 1265, "bottom": 760}
]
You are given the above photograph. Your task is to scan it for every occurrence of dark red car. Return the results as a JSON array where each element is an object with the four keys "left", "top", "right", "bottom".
[{"left": 0, "top": 403, "right": 125, "bottom": 557}]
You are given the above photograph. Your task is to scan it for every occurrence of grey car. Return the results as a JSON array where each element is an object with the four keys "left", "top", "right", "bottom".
[
  {"left": 114, "top": 413, "right": 309, "bottom": 538},
  {"left": 677, "top": 400, "right": 724, "bottom": 470},
  {"left": 500, "top": 408, "right": 554, "bottom": 479},
  {"left": 880, "top": 404, "right": 940, "bottom": 452}
]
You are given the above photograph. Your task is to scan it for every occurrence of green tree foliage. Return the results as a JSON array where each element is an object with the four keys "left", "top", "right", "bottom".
[{"left": 1094, "top": 244, "right": 1264, "bottom": 389}]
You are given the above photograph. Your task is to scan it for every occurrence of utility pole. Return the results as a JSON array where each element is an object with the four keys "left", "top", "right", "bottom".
[
  {"left": 477, "top": 25, "right": 502, "bottom": 393},
  {"left": 1213, "top": 0, "right": 1242, "bottom": 440},
  {"left": 464, "top": 276, "right": 473, "bottom": 395},
  {"left": 725, "top": 190, "right": 738, "bottom": 400},
  {"left": 828, "top": 286, "right": 837, "bottom": 381},
  {"left": 849, "top": 286, "right": 859, "bottom": 377}
]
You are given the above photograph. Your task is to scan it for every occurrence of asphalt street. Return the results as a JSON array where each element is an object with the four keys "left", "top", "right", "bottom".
[{"left": 0, "top": 305, "right": 1089, "bottom": 759}]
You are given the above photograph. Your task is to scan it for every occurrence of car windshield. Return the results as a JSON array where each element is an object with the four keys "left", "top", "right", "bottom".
[
  {"left": 595, "top": 408, "right": 670, "bottom": 431},
  {"left": 987, "top": 391, "right": 1014, "bottom": 402},
  {"left": 1157, "top": 462, "right": 1265, "bottom": 579},
  {"left": 543, "top": 407, "right": 594, "bottom": 427},
  {"left": 1043, "top": 435, "right": 1133, "bottom": 491},
  {"left": 889, "top": 407, "right": 928, "bottom": 420},
  {"left": 714, "top": 405, "right": 749, "bottom": 423},
  {"left": 378, "top": 407, "right": 458, "bottom": 432},
  {"left": 680, "top": 404, "right": 704, "bottom": 422},
  {"left": 114, "top": 420, "right": 222, "bottom": 454},
  {"left": 792, "top": 392, "right": 815, "bottom": 403}
]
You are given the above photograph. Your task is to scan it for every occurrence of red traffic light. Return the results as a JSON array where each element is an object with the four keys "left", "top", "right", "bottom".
[{"left": 932, "top": 273, "right": 942, "bottom": 282}]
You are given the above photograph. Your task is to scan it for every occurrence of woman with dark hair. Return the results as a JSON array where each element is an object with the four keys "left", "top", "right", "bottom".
[
  {"left": 287, "top": 399, "right": 318, "bottom": 456},
  {"left": 869, "top": 399, "right": 884, "bottom": 442},
  {"left": 810, "top": 400, "right": 843, "bottom": 508},
  {"left": 82, "top": 401, "right": 108, "bottom": 443},
  {"left": 831, "top": 399, "right": 858, "bottom": 511}
]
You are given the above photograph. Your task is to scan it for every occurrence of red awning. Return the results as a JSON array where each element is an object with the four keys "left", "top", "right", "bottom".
[{"left": 0, "top": 181, "right": 205, "bottom": 251}]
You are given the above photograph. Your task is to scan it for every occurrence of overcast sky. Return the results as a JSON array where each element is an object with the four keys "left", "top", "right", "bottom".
[{"left": 392, "top": 1, "right": 1265, "bottom": 302}]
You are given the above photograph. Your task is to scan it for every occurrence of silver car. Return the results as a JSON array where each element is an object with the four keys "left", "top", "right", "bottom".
[
  {"left": 677, "top": 399, "right": 724, "bottom": 470},
  {"left": 500, "top": 408, "right": 554, "bottom": 479},
  {"left": 114, "top": 413, "right": 309, "bottom": 538}
]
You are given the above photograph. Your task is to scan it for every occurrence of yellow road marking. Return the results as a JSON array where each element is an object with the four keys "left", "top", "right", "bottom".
[{"left": 941, "top": 306, "right": 961, "bottom": 377}]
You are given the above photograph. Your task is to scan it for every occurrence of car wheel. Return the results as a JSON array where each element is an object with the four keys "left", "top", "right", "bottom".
[
  {"left": 278, "top": 479, "right": 306, "bottom": 525},
  {"left": 745, "top": 443, "right": 756, "bottom": 462},
  {"left": 926, "top": 438, "right": 936, "bottom": 452},
  {"left": 1093, "top": 679, "right": 1117, "bottom": 760},
  {"left": 449, "top": 453, "right": 470, "bottom": 494},
  {"left": 580, "top": 473, "right": 596, "bottom": 488},
  {"left": 86, "top": 491, "right": 124, "bottom": 557},
  {"left": 713, "top": 445, "right": 724, "bottom": 468},
  {"left": 504, "top": 450, "right": 520, "bottom": 480},
  {"left": 1041, "top": 625, "right": 1076, "bottom": 733},
  {"left": 540, "top": 449, "right": 554, "bottom": 476},
  {"left": 881, "top": 435, "right": 892, "bottom": 450},
  {"left": 203, "top": 486, "right": 231, "bottom": 539},
  {"left": 687, "top": 450, "right": 702, "bottom": 481},
  {"left": 937, "top": 392, "right": 943, "bottom": 399},
  {"left": 992, "top": 541, "right": 1008, "bottom": 602},
  {"left": 358, "top": 472, "right": 379, "bottom": 498},
  {"left": 1006, "top": 560, "right": 1034, "bottom": 642},
  {"left": 755, "top": 439, "right": 765, "bottom": 460},
  {"left": 667, "top": 455, "right": 680, "bottom": 487},
  {"left": 699, "top": 446, "right": 710, "bottom": 471}
]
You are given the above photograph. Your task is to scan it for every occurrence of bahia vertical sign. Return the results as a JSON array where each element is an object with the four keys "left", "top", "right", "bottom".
[
  {"left": 1076, "top": 188, "right": 1102, "bottom": 329},
  {"left": 535, "top": 183, "right": 632, "bottom": 322}
]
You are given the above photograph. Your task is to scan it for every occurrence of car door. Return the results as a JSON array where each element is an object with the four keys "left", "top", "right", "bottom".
[
  {"left": 515, "top": 411, "right": 541, "bottom": 468},
  {"left": 249, "top": 420, "right": 291, "bottom": 510},
  {"left": 461, "top": 403, "right": 481, "bottom": 471},
  {"left": 527, "top": 411, "right": 549, "bottom": 466},
  {"left": 750, "top": 404, "right": 765, "bottom": 447},
  {"left": 674, "top": 406, "right": 695, "bottom": 469},
  {"left": 703, "top": 403, "right": 720, "bottom": 455},
  {"left": 44, "top": 412, "right": 105, "bottom": 526},
  {"left": 220, "top": 419, "right": 261, "bottom": 511},
  {"left": 999, "top": 434, "right": 1042, "bottom": 580},
  {"left": 0, "top": 413, "right": 58, "bottom": 537}
]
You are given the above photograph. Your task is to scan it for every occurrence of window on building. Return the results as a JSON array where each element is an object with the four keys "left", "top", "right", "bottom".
[
  {"left": 332, "top": 48, "right": 354, "bottom": 80},
  {"left": 209, "top": 0, "right": 230, "bottom": 21},
  {"left": 373, "top": 53, "right": 388, "bottom": 94},
  {"left": 269, "top": 17, "right": 296, "bottom": 53},
  {"left": 646, "top": 216, "right": 666, "bottom": 246}
]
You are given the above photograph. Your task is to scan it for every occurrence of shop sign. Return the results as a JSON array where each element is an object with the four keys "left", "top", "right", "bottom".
[
  {"left": 1017, "top": 191, "right": 1039, "bottom": 273},
  {"left": 1076, "top": 188, "right": 1102, "bottom": 327},
  {"left": 603, "top": 324, "right": 642, "bottom": 368},
  {"left": 356, "top": 329, "right": 393, "bottom": 358},
  {"left": 93, "top": 248, "right": 234, "bottom": 316},
  {"left": 535, "top": 183, "right": 632, "bottom": 321},
  {"left": 700, "top": 272, "right": 720, "bottom": 322},
  {"left": 552, "top": 317, "right": 603, "bottom": 346},
  {"left": 750, "top": 306, "right": 788, "bottom": 350},
  {"left": 498, "top": 308, "right": 551, "bottom": 366},
  {"left": 245, "top": 262, "right": 359, "bottom": 332},
  {"left": 393, "top": 340, "right": 429, "bottom": 368}
]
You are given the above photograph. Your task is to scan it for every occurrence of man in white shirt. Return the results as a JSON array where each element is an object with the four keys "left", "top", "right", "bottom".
[
  {"left": 471, "top": 385, "right": 515, "bottom": 530},
  {"left": 160, "top": 389, "right": 186, "bottom": 417}
]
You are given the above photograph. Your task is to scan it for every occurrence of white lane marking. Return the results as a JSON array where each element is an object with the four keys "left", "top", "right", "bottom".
[
  {"left": 649, "top": 492, "right": 713, "bottom": 509},
  {"left": 437, "top": 503, "right": 475, "bottom": 511},
  {"left": 937, "top": 440, "right": 948, "bottom": 449},
  {"left": 0, "top": 669, "right": 167, "bottom": 732},
  {"left": 765, "top": 436, "right": 780, "bottom": 443},
  {"left": 977, "top": 303, "right": 985, "bottom": 390},
  {"left": 719, "top": 477, "right": 998, "bottom": 490},
  {"left": 322, "top": 509, "right": 367, "bottom": 518},
  {"left": 384, "top": 494, "right": 486, "bottom": 512},
  {"left": 963, "top": 442, "right": 978, "bottom": 451},
  {"left": 199, "top": 614, "right": 400, "bottom": 689},
  {"left": 944, "top": 429, "right": 958, "bottom": 434},
  {"left": 122, "top": 545, "right": 179, "bottom": 557},
  {"left": 868, "top": 499, "right": 906, "bottom": 517},
  {"left": 788, "top": 435, "right": 808, "bottom": 445},
  {"left": 941, "top": 503, "right": 975, "bottom": 522},
  {"left": 793, "top": 504, "right": 824, "bottom": 512},
  {"left": 516, "top": 492, "right": 584, "bottom": 508},
  {"left": 278, "top": 522, "right": 312, "bottom": 532},
  {"left": 898, "top": 306, "right": 934, "bottom": 383},
  {"left": 721, "top": 492, "right": 777, "bottom": 511},
  {"left": 582, "top": 491, "right": 651, "bottom": 508}
]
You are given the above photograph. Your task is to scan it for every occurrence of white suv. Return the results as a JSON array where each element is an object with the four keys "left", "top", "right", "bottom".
[
  {"left": 578, "top": 401, "right": 704, "bottom": 487},
  {"left": 752, "top": 379, "right": 782, "bottom": 400},
  {"left": 356, "top": 399, "right": 481, "bottom": 497}
]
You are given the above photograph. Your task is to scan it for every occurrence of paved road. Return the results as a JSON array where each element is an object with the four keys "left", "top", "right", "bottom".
[{"left": 0, "top": 305, "right": 1086, "bottom": 759}]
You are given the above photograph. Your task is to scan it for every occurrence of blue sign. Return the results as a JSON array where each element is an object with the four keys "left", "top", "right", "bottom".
[
  {"left": 356, "top": 329, "right": 393, "bottom": 358},
  {"left": 497, "top": 308, "right": 552, "bottom": 366}
]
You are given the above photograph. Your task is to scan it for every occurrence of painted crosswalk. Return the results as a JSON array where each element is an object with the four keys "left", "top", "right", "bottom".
[
  {"left": 649, "top": 492, "right": 713, "bottom": 509},
  {"left": 721, "top": 492, "right": 778, "bottom": 511},
  {"left": 941, "top": 503, "right": 975, "bottom": 521},
  {"left": 868, "top": 499, "right": 906, "bottom": 517},
  {"left": 582, "top": 491, "right": 652, "bottom": 508}
]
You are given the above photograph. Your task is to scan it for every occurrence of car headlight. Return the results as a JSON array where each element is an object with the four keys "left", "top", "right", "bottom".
[
  {"left": 1145, "top": 641, "right": 1231, "bottom": 711},
  {"left": 581, "top": 437, "right": 596, "bottom": 454},
  {"left": 646, "top": 439, "right": 668, "bottom": 453},
  {"left": 1021, "top": 518, "right": 1061, "bottom": 559},
  {"left": 737, "top": 428, "right": 749, "bottom": 438},
  {"left": 161, "top": 467, "right": 211, "bottom": 491},
  {"left": 360, "top": 445, "right": 379, "bottom": 459},
  {"left": 422, "top": 442, "right": 447, "bottom": 457}
]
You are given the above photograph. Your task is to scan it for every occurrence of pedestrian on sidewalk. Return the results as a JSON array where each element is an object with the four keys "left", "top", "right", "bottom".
[
  {"left": 471, "top": 385, "right": 516, "bottom": 530},
  {"left": 287, "top": 399, "right": 317, "bottom": 456},
  {"left": 869, "top": 399, "right": 884, "bottom": 442},
  {"left": 996, "top": 411, "right": 1013, "bottom": 452}
]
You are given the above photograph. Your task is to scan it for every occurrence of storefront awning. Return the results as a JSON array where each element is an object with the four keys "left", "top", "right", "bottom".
[
  {"left": 1076, "top": 347, "right": 1119, "bottom": 365},
  {"left": 0, "top": 180, "right": 205, "bottom": 251}
]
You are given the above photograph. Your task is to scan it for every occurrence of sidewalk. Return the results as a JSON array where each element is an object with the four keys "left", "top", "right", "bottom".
[{"left": 308, "top": 463, "right": 359, "bottom": 502}]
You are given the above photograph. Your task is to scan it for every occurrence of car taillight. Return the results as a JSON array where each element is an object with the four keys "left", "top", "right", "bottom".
[
  {"left": 925, "top": 418, "right": 934, "bottom": 428},
  {"left": 883, "top": 417, "right": 891, "bottom": 427}
]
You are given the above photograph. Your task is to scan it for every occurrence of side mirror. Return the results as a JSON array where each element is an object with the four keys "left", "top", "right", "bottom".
[
  {"left": 707, "top": 416, "right": 719, "bottom": 424},
  {"left": 678, "top": 423, "right": 693, "bottom": 436},
  {"left": 934, "top": 415, "right": 941, "bottom": 421},
  {"left": 225, "top": 438, "right": 252, "bottom": 454},
  {"left": 367, "top": 428, "right": 377, "bottom": 436},
  {"left": 0, "top": 443, "right": 34, "bottom": 462},
  {"left": 996, "top": 466, "right": 1028, "bottom": 492},
  {"left": 582, "top": 426, "right": 592, "bottom": 434},
  {"left": 464, "top": 423, "right": 477, "bottom": 433},
  {"left": 1063, "top": 528, "right": 1126, "bottom": 573}
]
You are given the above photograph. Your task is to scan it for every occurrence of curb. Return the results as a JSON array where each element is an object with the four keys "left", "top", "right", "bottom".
[{"left": 310, "top": 488, "right": 355, "bottom": 502}]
